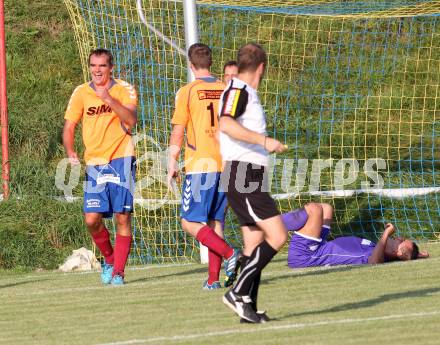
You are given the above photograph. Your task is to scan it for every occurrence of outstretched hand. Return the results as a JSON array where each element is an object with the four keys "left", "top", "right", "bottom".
[{"left": 264, "top": 137, "right": 288, "bottom": 153}]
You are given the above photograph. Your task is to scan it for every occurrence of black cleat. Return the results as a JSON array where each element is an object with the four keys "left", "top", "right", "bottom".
[
  {"left": 240, "top": 310, "right": 270, "bottom": 324},
  {"left": 223, "top": 290, "right": 260, "bottom": 323}
]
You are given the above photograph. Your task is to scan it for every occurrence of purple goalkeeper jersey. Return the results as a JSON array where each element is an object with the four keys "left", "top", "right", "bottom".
[{"left": 287, "top": 232, "right": 376, "bottom": 268}]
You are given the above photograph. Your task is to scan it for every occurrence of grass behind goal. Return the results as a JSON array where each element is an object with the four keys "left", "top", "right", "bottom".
[{"left": 1, "top": 242, "right": 439, "bottom": 345}]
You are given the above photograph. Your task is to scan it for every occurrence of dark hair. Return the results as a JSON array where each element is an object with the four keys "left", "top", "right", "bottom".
[
  {"left": 237, "top": 43, "right": 267, "bottom": 73},
  {"left": 88, "top": 48, "right": 113, "bottom": 67},
  {"left": 411, "top": 242, "right": 420, "bottom": 260},
  {"left": 188, "top": 43, "right": 212, "bottom": 69},
  {"left": 223, "top": 60, "right": 238, "bottom": 73}
]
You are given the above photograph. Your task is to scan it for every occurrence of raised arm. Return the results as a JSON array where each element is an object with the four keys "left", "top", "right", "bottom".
[
  {"left": 368, "top": 223, "right": 395, "bottom": 264},
  {"left": 95, "top": 87, "right": 137, "bottom": 129},
  {"left": 109, "top": 99, "right": 137, "bottom": 129}
]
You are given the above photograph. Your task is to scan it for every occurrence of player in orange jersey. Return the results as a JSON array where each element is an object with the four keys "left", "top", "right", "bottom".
[
  {"left": 167, "top": 43, "right": 240, "bottom": 290},
  {"left": 63, "top": 48, "right": 137, "bottom": 285}
]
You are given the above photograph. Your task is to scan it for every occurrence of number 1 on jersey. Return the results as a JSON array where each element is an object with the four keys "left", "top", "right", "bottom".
[{"left": 207, "top": 102, "right": 215, "bottom": 127}]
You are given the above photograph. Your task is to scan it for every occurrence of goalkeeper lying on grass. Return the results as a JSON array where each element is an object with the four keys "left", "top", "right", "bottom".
[{"left": 281, "top": 203, "right": 429, "bottom": 268}]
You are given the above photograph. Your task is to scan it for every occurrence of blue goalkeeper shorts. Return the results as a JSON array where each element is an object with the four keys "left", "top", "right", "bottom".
[{"left": 83, "top": 156, "right": 136, "bottom": 218}]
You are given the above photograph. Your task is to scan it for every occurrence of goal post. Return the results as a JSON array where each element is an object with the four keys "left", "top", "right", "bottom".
[
  {"left": 62, "top": 0, "right": 440, "bottom": 264},
  {"left": 182, "top": 0, "right": 209, "bottom": 264}
]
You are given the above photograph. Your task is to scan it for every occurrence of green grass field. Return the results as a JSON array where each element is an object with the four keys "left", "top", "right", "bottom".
[
  {"left": 1, "top": 4, "right": 439, "bottom": 344},
  {"left": 1, "top": 242, "right": 439, "bottom": 345}
]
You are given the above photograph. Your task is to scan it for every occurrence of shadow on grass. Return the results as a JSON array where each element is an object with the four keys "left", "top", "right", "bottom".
[
  {"left": 128, "top": 266, "right": 208, "bottom": 284},
  {"left": 262, "top": 264, "right": 368, "bottom": 285},
  {"left": 279, "top": 287, "right": 440, "bottom": 320},
  {"left": 0, "top": 278, "right": 50, "bottom": 290},
  {"left": 129, "top": 255, "right": 288, "bottom": 284},
  {"left": 269, "top": 256, "right": 289, "bottom": 264}
]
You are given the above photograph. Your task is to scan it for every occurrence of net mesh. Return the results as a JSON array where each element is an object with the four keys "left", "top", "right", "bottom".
[{"left": 63, "top": 0, "right": 440, "bottom": 264}]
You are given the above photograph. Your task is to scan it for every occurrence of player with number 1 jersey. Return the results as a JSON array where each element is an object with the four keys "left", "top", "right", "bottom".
[
  {"left": 171, "top": 73, "right": 224, "bottom": 173},
  {"left": 168, "top": 43, "right": 239, "bottom": 290}
]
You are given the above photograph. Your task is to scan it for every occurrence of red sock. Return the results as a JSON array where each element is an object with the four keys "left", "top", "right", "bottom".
[
  {"left": 208, "top": 249, "right": 222, "bottom": 284},
  {"left": 196, "top": 225, "right": 233, "bottom": 259},
  {"left": 91, "top": 228, "right": 114, "bottom": 265},
  {"left": 113, "top": 234, "right": 132, "bottom": 277}
]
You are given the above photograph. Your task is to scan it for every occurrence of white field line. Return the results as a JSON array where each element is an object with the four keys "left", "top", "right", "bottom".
[
  {"left": 0, "top": 269, "right": 284, "bottom": 297},
  {"left": 3, "top": 256, "right": 440, "bottom": 298},
  {"left": 10, "top": 244, "right": 440, "bottom": 281},
  {"left": 0, "top": 278, "right": 195, "bottom": 297},
  {"left": 0, "top": 268, "right": 331, "bottom": 298},
  {"left": 96, "top": 310, "right": 440, "bottom": 345},
  {"left": 17, "top": 262, "right": 196, "bottom": 279}
]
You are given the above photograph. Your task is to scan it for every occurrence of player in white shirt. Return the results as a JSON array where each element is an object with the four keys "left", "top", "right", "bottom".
[{"left": 219, "top": 43, "right": 288, "bottom": 323}]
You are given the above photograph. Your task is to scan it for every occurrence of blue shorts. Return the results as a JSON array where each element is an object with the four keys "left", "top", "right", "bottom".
[
  {"left": 180, "top": 172, "right": 227, "bottom": 223},
  {"left": 84, "top": 156, "right": 136, "bottom": 218}
]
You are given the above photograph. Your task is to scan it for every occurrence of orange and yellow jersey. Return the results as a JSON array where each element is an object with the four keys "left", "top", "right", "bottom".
[
  {"left": 64, "top": 79, "right": 137, "bottom": 165},
  {"left": 171, "top": 76, "right": 224, "bottom": 173}
]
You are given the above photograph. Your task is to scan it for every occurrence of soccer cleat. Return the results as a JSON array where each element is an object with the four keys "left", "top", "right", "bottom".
[
  {"left": 100, "top": 262, "right": 114, "bottom": 285},
  {"left": 224, "top": 249, "right": 241, "bottom": 287},
  {"left": 222, "top": 290, "right": 260, "bottom": 323},
  {"left": 110, "top": 274, "right": 124, "bottom": 286},
  {"left": 240, "top": 310, "right": 270, "bottom": 324},
  {"left": 202, "top": 280, "right": 222, "bottom": 290},
  {"left": 258, "top": 310, "right": 271, "bottom": 322}
]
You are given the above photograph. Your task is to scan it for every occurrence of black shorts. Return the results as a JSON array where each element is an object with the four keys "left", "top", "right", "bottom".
[{"left": 221, "top": 160, "right": 279, "bottom": 226}]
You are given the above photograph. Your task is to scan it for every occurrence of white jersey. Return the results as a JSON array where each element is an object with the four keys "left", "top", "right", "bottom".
[{"left": 218, "top": 78, "right": 268, "bottom": 166}]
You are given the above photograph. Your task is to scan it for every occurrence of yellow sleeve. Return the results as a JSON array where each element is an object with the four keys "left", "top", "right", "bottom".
[
  {"left": 119, "top": 80, "right": 138, "bottom": 106},
  {"left": 171, "top": 86, "right": 190, "bottom": 126},
  {"left": 64, "top": 86, "right": 84, "bottom": 124}
]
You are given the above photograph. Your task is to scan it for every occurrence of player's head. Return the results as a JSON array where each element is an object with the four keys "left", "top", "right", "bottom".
[
  {"left": 89, "top": 48, "right": 113, "bottom": 67},
  {"left": 397, "top": 239, "right": 430, "bottom": 260},
  {"left": 223, "top": 60, "right": 238, "bottom": 85},
  {"left": 391, "top": 238, "right": 428, "bottom": 261},
  {"left": 188, "top": 43, "right": 212, "bottom": 70},
  {"left": 88, "top": 48, "right": 113, "bottom": 87},
  {"left": 396, "top": 239, "right": 417, "bottom": 260},
  {"left": 237, "top": 43, "right": 267, "bottom": 77}
]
